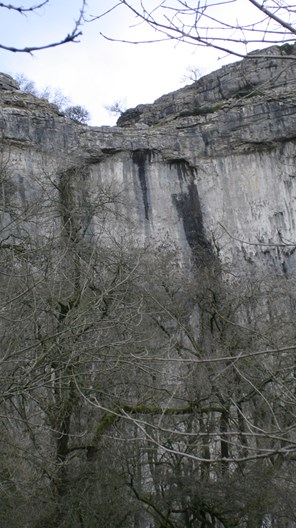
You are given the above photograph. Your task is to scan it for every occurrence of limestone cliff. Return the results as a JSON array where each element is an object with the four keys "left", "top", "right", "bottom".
[
  {"left": 1, "top": 46, "right": 296, "bottom": 528},
  {"left": 1, "top": 44, "right": 296, "bottom": 275}
]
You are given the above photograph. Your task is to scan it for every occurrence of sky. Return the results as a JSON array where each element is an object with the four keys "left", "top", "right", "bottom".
[{"left": 0, "top": 0, "right": 264, "bottom": 126}]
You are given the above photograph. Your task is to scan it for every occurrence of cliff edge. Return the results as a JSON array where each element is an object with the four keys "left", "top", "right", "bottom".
[{"left": 0, "top": 44, "right": 296, "bottom": 272}]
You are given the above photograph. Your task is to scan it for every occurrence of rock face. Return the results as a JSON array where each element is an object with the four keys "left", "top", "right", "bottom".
[
  {"left": 118, "top": 43, "right": 296, "bottom": 128},
  {"left": 0, "top": 72, "right": 19, "bottom": 91},
  {"left": 1, "top": 45, "right": 296, "bottom": 275},
  {"left": 1, "top": 47, "right": 296, "bottom": 528}
]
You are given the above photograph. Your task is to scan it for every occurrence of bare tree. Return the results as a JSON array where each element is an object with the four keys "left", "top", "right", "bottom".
[
  {"left": 181, "top": 65, "right": 207, "bottom": 84},
  {"left": 101, "top": 0, "right": 296, "bottom": 60},
  {"left": 15, "top": 73, "right": 71, "bottom": 107},
  {"left": 102, "top": 260, "right": 296, "bottom": 527},
  {"left": 4, "top": 0, "right": 296, "bottom": 61},
  {"left": 64, "top": 105, "right": 90, "bottom": 124},
  {"left": 104, "top": 99, "right": 127, "bottom": 117},
  {"left": 0, "top": 155, "right": 197, "bottom": 526},
  {"left": 1, "top": 148, "right": 296, "bottom": 526},
  {"left": 15, "top": 74, "right": 90, "bottom": 123}
]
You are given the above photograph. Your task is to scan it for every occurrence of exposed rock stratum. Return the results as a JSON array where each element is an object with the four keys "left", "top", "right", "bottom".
[
  {"left": 1, "top": 45, "right": 296, "bottom": 528},
  {"left": 1, "top": 45, "right": 296, "bottom": 275}
]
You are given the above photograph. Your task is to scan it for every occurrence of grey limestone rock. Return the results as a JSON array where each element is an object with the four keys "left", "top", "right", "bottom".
[
  {"left": 1, "top": 45, "right": 296, "bottom": 528},
  {"left": 117, "top": 43, "right": 296, "bottom": 127},
  {"left": 0, "top": 72, "right": 19, "bottom": 92},
  {"left": 0, "top": 44, "right": 296, "bottom": 273}
]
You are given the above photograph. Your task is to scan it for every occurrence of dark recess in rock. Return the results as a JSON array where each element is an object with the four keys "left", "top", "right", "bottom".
[
  {"left": 171, "top": 161, "right": 212, "bottom": 263},
  {"left": 169, "top": 159, "right": 188, "bottom": 185},
  {"left": 132, "top": 150, "right": 150, "bottom": 221}
]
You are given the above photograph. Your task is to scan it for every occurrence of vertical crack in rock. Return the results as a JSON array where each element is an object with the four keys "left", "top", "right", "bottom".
[
  {"left": 171, "top": 160, "right": 213, "bottom": 264},
  {"left": 132, "top": 150, "right": 150, "bottom": 221}
]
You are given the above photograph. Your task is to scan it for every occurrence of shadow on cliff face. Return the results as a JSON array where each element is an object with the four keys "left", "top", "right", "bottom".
[
  {"left": 132, "top": 150, "right": 151, "bottom": 221},
  {"left": 171, "top": 159, "right": 214, "bottom": 266},
  {"left": 131, "top": 151, "right": 215, "bottom": 267}
]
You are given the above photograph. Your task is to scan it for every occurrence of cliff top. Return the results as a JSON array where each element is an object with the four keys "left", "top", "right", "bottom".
[
  {"left": 0, "top": 72, "right": 19, "bottom": 92},
  {"left": 117, "top": 43, "right": 296, "bottom": 127},
  {"left": 1, "top": 44, "right": 296, "bottom": 131},
  {"left": 1, "top": 44, "right": 296, "bottom": 161}
]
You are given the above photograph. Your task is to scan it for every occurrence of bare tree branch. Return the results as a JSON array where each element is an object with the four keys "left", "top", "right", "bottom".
[
  {"left": 0, "top": 0, "right": 86, "bottom": 53},
  {"left": 0, "top": 1, "right": 49, "bottom": 14},
  {"left": 104, "top": 0, "right": 296, "bottom": 59},
  {"left": 248, "top": 0, "right": 296, "bottom": 35}
]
